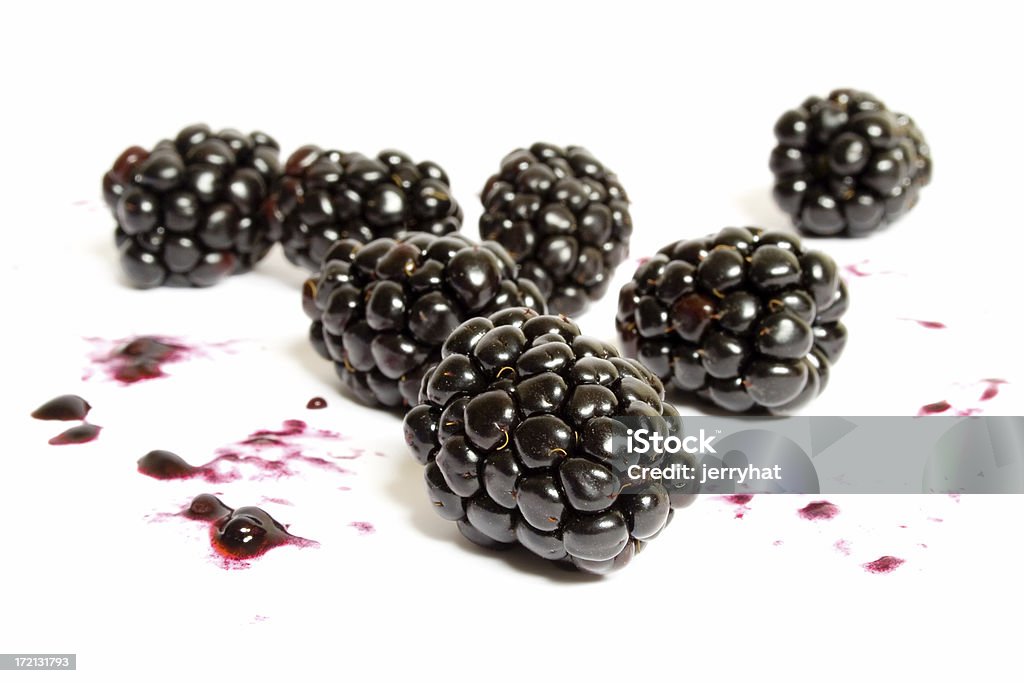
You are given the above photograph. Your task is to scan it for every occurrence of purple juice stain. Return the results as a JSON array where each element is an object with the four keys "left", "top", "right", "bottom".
[
  {"left": 84, "top": 335, "right": 189, "bottom": 384},
  {"left": 798, "top": 500, "right": 840, "bottom": 521},
  {"left": 181, "top": 493, "right": 317, "bottom": 563},
  {"left": 900, "top": 318, "right": 947, "bottom": 330},
  {"left": 918, "top": 400, "right": 951, "bottom": 416},
  {"left": 32, "top": 394, "right": 92, "bottom": 421},
  {"left": 718, "top": 494, "right": 753, "bottom": 519},
  {"left": 833, "top": 539, "right": 851, "bottom": 556},
  {"left": 980, "top": 379, "right": 1008, "bottom": 401},
  {"left": 243, "top": 419, "right": 341, "bottom": 443},
  {"left": 306, "top": 397, "right": 327, "bottom": 409},
  {"left": 862, "top": 556, "right": 905, "bottom": 574},
  {"left": 722, "top": 494, "right": 753, "bottom": 505},
  {"left": 84, "top": 335, "right": 238, "bottom": 385},
  {"left": 350, "top": 521, "right": 376, "bottom": 535},
  {"left": 137, "top": 421, "right": 351, "bottom": 483},
  {"left": 843, "top": 261, "right": 872, "bottom": 277},
  {"left": 137, "top": 450, "right": 198, "bottom": 479},
  {"left": 48, "top": 423, "right": 101, "bottom": 445},
  {"left": 138, "top": 449, "right": 350, "bottom": 483}
]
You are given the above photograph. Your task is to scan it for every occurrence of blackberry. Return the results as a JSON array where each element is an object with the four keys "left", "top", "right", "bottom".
[
  {"left": 267, "top": 147, "right": 463, "bottom": 271},
  {"left": 616, "top": 227, "right": 848, "bottom": 413},
  {"left": 771, "top": 88, "right": 931, "bottom": 236},
  {"left": 302, "top": 234, "right": 544, "bottom": 408},
  {"left": 403, "top": 308, "right": 692, "bottom": 574},
  {"left": 103, "top": 124, "right": 281, "bottom": 288},
  {"left": 479, "top": 143, "right": 632, "bottom": 316}
]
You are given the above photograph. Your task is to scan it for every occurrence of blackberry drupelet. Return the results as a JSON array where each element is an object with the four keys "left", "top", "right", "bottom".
[
  {"left": 267, "top": 147, "right": 463, "bottom": 271},
  {"left": 479, "top": 143, "right": 632, "bottom": 316},
  {"left": 302, "top": 234, "right": 544, "bottom": 408},
  {"left": 616, "top": 227, "right": 848, "bottom": 413},
  {"left": 403, "top": 308, "right": 693, "bottom": 574},
  {"left": 103, "top": 124, "right": 281, "bottom": 288},
  {"left": 771, "top": 88, "right": 931, "bottom": 236}
]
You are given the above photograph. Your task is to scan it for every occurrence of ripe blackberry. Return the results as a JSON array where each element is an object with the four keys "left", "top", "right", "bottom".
[
  {"left": 403, "top": 308, "right": 692, "bottom": 574},
  {"left": 771, "top": 88, "right": 931, "bottom": 236},
  {"left": 302, "top": 234, "right": 544, "bottom": 408},
  {"left": 103, "top": 124, "right": 281, "bottom": 288},
  {"left": 267, "top": 147, "right": 463, "bottom": 271},
  {"left": 616, "top": 227, "right": 848, "bottom": 413},
  {"left": 479, "top": 143, "right": 632, "bottom": 316}
]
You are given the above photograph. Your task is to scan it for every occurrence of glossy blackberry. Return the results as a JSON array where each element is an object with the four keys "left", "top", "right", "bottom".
[
  {"left": 479, "top": 143, "right": 632, "bottom": 316},
  {"left": 267, "top": 147, "right": 463, "bottom": 271},
  {"left": 303, "top": 234, "right": 544, "bottom": 408},
  {"left": 103, "top": 124, "right": 281, "bottom": 288},
  {"left": 771, "top": 88, "right": 931, "bottom": 236},
  {"left": 403, "top": 309, "right": 692, "bottom": 575},
  {"left": 616, "top": 227, "right": 848, "bottom": 413}
]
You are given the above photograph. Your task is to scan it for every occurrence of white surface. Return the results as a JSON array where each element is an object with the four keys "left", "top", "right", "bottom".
[{"left": 2, "top": 1, "right": 1023, "bottom": 680}]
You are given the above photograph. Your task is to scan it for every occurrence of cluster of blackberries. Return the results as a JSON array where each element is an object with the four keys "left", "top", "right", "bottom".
[{"left": 102, "top": 89, "right": 929, "bottom": 574}]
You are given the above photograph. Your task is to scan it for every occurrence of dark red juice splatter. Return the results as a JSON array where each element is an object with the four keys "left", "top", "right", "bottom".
[
  {"left": 48, "top": 423, "right": 102, "bottom": 445},
  {"left": 181, "top": 494, "right": 317, "bottom": 562},
  {"left": 900, "top": 318, "right": 946, "bottom": 329},
  {"left": 137, "top": 450, "right": 199, "bottom": 479},
  {"left": 918, "top": 400, "right": 951, "bottom": 416},
  {"left": 137, "top": 421, "right": 351, "bottom": 483},
  {"left": 863, "top": 556, "right": 905, "bottom": 574},
  {"left": 84, "top": 335, "right": 239, "bottom": 385},
  {"left": 138, "top": 449, "right": 350, "bottom": 483},
  {"left": 350, "top": 522, "right": 376, "bottom": 535},
  {"left": 32, "top": 394, "right": 92, "bottom": 421},
  {"left": 798, "top": 500, "right": 839, "bottom": 520},
  {"left": 718, "top": 494, "right": 753, "bottom": 519},
  {"left": 980, "top": 379, "right": 1008, "bottom": 401},
  {"left": 307, "top": 397, "right": 327, "bottom": 409},
  {"left": 833, "top": 539, "right": 851, "bottom": 556},
  {"left": 244, "top": 419, "right": 341, "bottom": 443},
  {"left": 87, "top": 336, "right": 189, "bottom": 384},
  {"left": 843, "top": 262, "right": 871, "bottom": 277}
]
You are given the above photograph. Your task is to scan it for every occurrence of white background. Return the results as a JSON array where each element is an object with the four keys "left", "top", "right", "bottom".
[{"left": 2, "top": 1, "right": 1022, "bottom": 680}]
